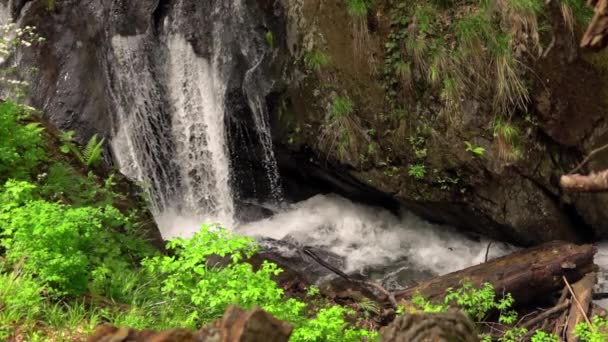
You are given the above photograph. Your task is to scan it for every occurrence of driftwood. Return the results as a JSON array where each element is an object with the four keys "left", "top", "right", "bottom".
[
  {"left": 582, "top": 0, "right": 608, "bottom": 50},
  {"left": 394, "top": 241, "right": 597, "bottom": 306},
  {"left": 566, "top": 273, "right": 596, "bottom": 342},
  {"left": 522, "top": 299, "right": 571, "bottom": 330},
  {"left": 560, "top": 170, "right": 608, "bottom": 192}
]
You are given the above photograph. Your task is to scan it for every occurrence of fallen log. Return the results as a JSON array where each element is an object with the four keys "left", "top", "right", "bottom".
[
  {"left": 394, "top": 241, "right": 597, "bottom": 306},
  {"left": 566, "top": 273, "right": 596, "bottom": 342},
  {"left": 560, "top": 170, "right": 608, "bottom": 192}
]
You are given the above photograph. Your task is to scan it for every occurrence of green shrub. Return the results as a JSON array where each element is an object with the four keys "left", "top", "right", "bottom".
[
  {"left": 291, "top": 306, "right": 378, "bottom": 342},
  {"left": 40, "top": 162, "right": 115, "bottom": 206},
  {"left": 143, "top": 225, "right": 304, "bottom": 325},
  {"left": 141, "top": 225, "right": 377, "bottom": 340},
  {"left": 444, "top": 281, "right": 516, "bottom": 323},
  {"left": 574, "top": 315, "right": 608, "bottom": 342},
  {"left": 0, "top": 182, "right": 132, "bottom": 296},
  {"left": 408, "top": 164, "right": 426, "bottom": 180},
  {"left": 0, "top": 101, "right": 46, "bottom": 181},
  {"left": 531, "top": 330, "right": 560, "bottom": 342}
]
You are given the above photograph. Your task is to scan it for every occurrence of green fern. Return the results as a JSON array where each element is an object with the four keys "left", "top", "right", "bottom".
[
  {"left": 82, "top": 134, "right": 105, "bottom": 168},
  {"left": 59, "top": 131, "right": 84, "bottom": 162}
]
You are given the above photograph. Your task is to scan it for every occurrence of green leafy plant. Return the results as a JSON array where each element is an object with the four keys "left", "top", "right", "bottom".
[
  {"left": 409, "top": 281, "right": 531, "bottom": 342},
  {"left": 465, "top": 141, "right": 485, "bottom": 156},
  {"left": 411, "top": 294, "right": 448, "bottom": 313},
  {"left": 82, "top": 134, "right": 105, "bottom": 168},
  {"left": 409, "top": 133, "right": 428, "bottom": 159},
  {"left": 59, "top": 131, "right": 106, "bottom": 168},
  {"left": 531, "top": 330, "right": 560, "bottom": 342},
  {"left": 0, "top": 182, "right": 132, "bottom": 296},
  {"left": 0, "top": 101, "right": 46, "bottom": 181},
  {"left": 408, "top": 164, "right": 426, "bottom": 180},
  {"left": 331, "top": 96, "right": 354, "bottom": 119},
  {"left": 291, "top": 306, "right": 378, "bottom": 342},
  {"left": 574, "top": 315, "right": 608, "bottom": 342},
  {"left": 141, "top": 225, "right": 376, "bottom": 340},
  {"left": 444, "top": 281, "right": 516, "bottom": 323},
  {"left": 40, "top": 162, "right": 116, "bottom": 206},
  {"left": 59, "top": 130, "right": 80, "bottom": 156}
]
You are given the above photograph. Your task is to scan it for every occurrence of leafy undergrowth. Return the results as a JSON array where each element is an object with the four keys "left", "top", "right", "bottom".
[
  {"left": 405, "top": 281, "right": 608, "bottom": 342},
  {"left": 0, "top": 99, "right": 378, "bottom": 341}
]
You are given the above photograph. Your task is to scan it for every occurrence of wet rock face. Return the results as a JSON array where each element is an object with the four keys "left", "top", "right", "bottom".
[
  {"left": 10, "top": 0, "right": 289, "bottom": 205},
  {"left": 271, "top": 0, "right": 608, "bottom": 245},
  {"left": 13, "top": 1, "right": 112, "bottom": 140}
]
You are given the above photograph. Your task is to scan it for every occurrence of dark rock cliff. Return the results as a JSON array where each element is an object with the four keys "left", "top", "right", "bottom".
[{"left": 272, "top": 0, "right": 608, "bottom": 245}]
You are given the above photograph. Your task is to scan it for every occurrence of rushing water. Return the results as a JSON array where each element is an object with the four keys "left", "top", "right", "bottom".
[{"left": 105, "top": 0, "right": 516, "bottom": 287}]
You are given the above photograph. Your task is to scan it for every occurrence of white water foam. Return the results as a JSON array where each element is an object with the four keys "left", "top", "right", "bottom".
[
  {"left": 238, "top": 194, "right": 515, "bottom": 276},
  {"left": 594, "top": 242, "right": 608, "bottom": 308}
]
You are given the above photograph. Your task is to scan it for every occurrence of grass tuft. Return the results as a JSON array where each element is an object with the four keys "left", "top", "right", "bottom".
[
  {"left": 321, "top": 96, "right": 368, "bottom": 164},
  {"left": 304, "top": 50, "right": 331, "bottom": 72},
  {"left": 493, "top": 118, "right": 521, "bottom": 161}
]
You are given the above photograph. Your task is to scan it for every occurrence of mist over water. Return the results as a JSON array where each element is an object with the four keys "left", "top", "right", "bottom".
[
  {"left": 155, "top": 194, "right": 515, "bottom": 281},
  {"left": 240, "top": 194, "right": 515, "bottom": 276}
]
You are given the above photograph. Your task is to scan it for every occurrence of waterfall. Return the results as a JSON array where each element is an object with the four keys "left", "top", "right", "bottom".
[
  {"left": 164, "top": 35, "right": 235, "bottom": 228},
  {"left": 108, "top": 0, "right": 281, "bottom": 237}
]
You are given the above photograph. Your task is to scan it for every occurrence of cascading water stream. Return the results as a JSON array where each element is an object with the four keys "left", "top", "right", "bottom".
[
  {"left": 108, "top": 0, "right": 283, "bottom": 237},
  {"left": 106, "top": 0, "right": 516, "bottom": 286}
]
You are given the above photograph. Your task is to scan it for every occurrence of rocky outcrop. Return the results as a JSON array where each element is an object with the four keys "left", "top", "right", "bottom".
[{"left": 270, "top": 0, "right": 608, "bottom": 245}]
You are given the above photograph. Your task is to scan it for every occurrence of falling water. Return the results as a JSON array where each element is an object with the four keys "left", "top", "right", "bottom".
[
  {"left": 108, "top": 0, "right": 283, "bottom": 236},
  {"left": 109, "top": 34, "right": 179, "bottom": 215},
  {"left": 105, "top": 0, "right": 515, "bottom": 286},
  {"left": 164, "top": 35, "right": 235, "bottom": 227}
]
